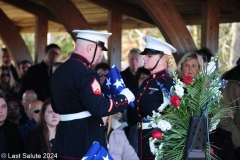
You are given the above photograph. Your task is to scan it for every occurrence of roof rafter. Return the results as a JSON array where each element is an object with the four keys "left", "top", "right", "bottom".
[
  {"left": 87, "top": 0, "right": 154, "bottom": 25},
  {"left": 1, "top": 0, "right": 60, "bottom": 24}
]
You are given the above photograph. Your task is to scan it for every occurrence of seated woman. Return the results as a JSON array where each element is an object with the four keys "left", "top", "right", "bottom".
[
  {"left": 0, "top": 67, "right": 19, "bottom": 99},
  {"left": 25, "top": 98, "right": 60, "bottom": 155},
  {"left": 177, "top": 52, "right": 203, "bottom": 78},
  {"left": 102, "top": 116, "right": 139, "bottom": 160}
]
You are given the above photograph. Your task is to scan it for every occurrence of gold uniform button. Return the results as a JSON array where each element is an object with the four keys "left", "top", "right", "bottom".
[
  {"left": 153, "top": 74, "right": 156, "bottom": 78},
  {"left": 137, "top": 100, "right": 139, "bottom": 102},
  {"left": 121, "top": 99, "right": 123, "bottom": 102},
  {"left": 100, "top": 124, "right": 102, "bottom": 126},
  {"left": 144, "top": 87, "right": 146, "bottom": 90},
  {"left": 116, "top": 102, "right": 118, "bottom": 104},
  {"left": 140, "top": 93, "right": 142, "bottom": 96},
  {"left": 125, "top": 98, "right": 127, "bottom": 100},
  {"left": 84, "top": 63, "right": 86, "bottom": 65}
]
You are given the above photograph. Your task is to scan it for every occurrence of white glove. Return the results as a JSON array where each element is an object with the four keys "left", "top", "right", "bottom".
[{"left": 119, "top": 88, "right": 135, "bottom": 104}]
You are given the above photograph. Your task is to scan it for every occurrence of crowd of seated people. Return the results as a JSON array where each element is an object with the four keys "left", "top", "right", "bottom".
[{"left": 1, "top": 44, "right": 240, "bottom": 160}]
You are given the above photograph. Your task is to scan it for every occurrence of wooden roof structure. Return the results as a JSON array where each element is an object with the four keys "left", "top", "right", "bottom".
[{"left": 0, "top": 0, "right": 240, "bottom": 73}]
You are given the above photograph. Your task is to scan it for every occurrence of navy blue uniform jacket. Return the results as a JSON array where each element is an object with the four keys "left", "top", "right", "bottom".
[
  {"left": 136, "top": 69, "right": 173, "bottom": 160},
  {"left": 50, "top": 53, "right": 129, "bottom": 158}
]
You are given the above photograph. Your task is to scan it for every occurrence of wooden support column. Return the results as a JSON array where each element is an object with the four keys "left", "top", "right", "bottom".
[
  {"left": 141, "top": 0, "right": 197, "bottom": 62},
  {"left": 201, "top": 0, "right": 220, "bottom": 54},
  {"left": 107, "top": 4, "right": 122, "bottom": 70},
  {"left": 35, "top": 16, "right": 48, "bottom": 64},
  {"left": 0, "top": 8, "right": 33, "bottom": 77},
  {"left": 43, "top": 0, "right": 91, "bottom": 40}
]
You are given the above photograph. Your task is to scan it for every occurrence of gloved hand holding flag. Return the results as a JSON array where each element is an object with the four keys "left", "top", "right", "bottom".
[
  {"left": 82, "top": 141, "right": 113, "bottom": 160},
  {"left": 102, "top": 65, "right": 134, "bottom": 108}
]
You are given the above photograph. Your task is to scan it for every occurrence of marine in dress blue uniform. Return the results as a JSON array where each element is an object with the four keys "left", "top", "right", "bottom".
[
  {"left": 135, "top": 36, "right": 177, "bottom": 160},
  {"left": 50, "top": 30, "right": 135, "bottom": 159}
]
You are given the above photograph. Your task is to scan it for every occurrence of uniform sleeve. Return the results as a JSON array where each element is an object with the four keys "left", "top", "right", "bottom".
[{"left": 78, "top": 69, "right": 129, "bottom": 117}]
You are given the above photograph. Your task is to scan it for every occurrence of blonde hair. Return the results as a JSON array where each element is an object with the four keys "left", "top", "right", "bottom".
[
  {"left": 177, "top": 52, "right": 204, "bottom": 77},
  {"left": 106, "top": 115, "right": 112, "bottom": 138},
  {"left": 0, "top": 67, "right": 19, "bottom": 92}
]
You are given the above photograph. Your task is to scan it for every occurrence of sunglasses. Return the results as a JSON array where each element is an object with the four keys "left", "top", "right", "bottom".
[
  {"left": 98, "top": 73, "right": 107, "bottom": 77},
  {"left": 8, "top": 105, "right": 19, "bottom": 110},
  {"left": 34, "top": 109, "right": 41, "bottom": 114},
  {"left": 1, "top": 74, "right": 10, "bottom": 77}
]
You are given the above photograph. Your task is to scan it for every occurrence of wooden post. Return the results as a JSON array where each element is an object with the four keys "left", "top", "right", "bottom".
[
  {"left": 201, "top": 0, "right": 220, "bottom": 54},
  {"left": 107, "top": 4, "right": 122, "bottom": 69},
  {"left": 35, "top": 16, "right": 48, "bottom": 64}
]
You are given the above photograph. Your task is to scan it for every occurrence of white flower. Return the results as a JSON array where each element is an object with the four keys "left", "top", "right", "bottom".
[
  {"left": 158, "top": 95, "right": 170, "bottom": 112},
  {"left": 159, "top": 143, "right": 164, "bottom": 150},
  {"left": 150, "top": 121, "right": 158, "bottom": 128},
  {"left": 174, "top": 84, "right": 184, "bottom": 98},
  {"left": 207, "top": 61, "right": 216, "bottom": 74},
  {"left": 157, "top": 119, "right": 172, "bottom": 131},
  {"left": 149, "top": 138, "right": 158, "bottom": 154},
  {"left": 210, "top": 119, "right": 220, "bottom": 132}
]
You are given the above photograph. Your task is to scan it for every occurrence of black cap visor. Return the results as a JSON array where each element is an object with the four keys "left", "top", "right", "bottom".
[{"left": 140, "top": 48, "right": 164, "bottom": 55}]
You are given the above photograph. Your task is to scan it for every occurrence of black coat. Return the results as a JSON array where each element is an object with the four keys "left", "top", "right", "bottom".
[
  {"left": 0, "top": 120, "right": 24, "bottom": 158},
  {"left": 24, "top": 126, "right": 48, "bottom": 156},
  {"left": 50, "top": 53, "right": 129, "bottom": 158},
  {"left": 136, "top": 69, "right": 174, "bottom": 160},
  {"left": 19, "top": 61, "right": 51, "bottom": 101}
]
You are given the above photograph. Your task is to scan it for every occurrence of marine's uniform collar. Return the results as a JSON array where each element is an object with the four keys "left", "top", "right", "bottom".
[
  {"left": 149, "top": 69, "right": 168, "bottom": 79},
  {"left": 70, "top": 53, "right": 91, "bottom": 67}
]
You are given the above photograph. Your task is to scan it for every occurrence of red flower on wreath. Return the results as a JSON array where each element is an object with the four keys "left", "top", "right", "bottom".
[
  {"left": 152, "top": 130, "right": 162, "bottom": 139},
  {"left": 170, "top": 95, "right": 180, "bottom": 107},
  {"left": 206, "top": 82, "right": 210, "bottom": 87},
  {"left": 210, "top": 148, "right": 214, "bottom": 155},
  {"left": 182, "top": 76, "right": 192, "bottom": 85}
]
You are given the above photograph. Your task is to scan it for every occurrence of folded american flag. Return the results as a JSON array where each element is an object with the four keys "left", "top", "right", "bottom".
[{"left": 102, "top": 65, "right": 134, "bottom": 107}]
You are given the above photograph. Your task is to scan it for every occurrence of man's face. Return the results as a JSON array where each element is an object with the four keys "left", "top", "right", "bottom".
[
  {"left": 45, "top": 48, "right": 60, "bottom": 65},
  {"left": 128, "top": 53, "right": 143, "bottom": 72},
  {"left": 0, "top": 98, "right": 7, "bottom": 126},
  {"left": 29, "top": 100, "right": 43, "bottom": 123},
  {"left": 20, "top": 63, "right": 31, "bottom": 75},
  {"left": 2, "top": 50, "right": 11, "bottom": 65},
  {"left": 21, "top": 91, "right": 37, "bottom": 112}
]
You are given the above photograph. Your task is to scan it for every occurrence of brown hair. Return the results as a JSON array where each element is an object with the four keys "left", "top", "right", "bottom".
[{"left": 38, "top": 98, "right": 54, "bottom": 153}]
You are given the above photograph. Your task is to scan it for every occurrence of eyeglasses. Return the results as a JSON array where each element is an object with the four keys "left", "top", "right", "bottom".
[
  {"left": 8, "top": 105, "right": 19, "bottom": 110},
  {"left": 98, "top": 73, "right": 107, "bottom": 77},
  {"left": 48, "top": 50, "right": 60, "bottom": 56},
  {"left": 1, "top": 74, "right": 10, "bottom": 77},
  {"left": 34, "top": 108, "right": 41, "bottom": 114}
]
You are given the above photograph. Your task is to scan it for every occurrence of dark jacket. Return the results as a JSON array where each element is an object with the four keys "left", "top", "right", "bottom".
[
  {"left": 24, "top": 126, "right": 48, "bottom": 156},
  {"left": 0, "top": 120, "right": 24, "bottom": 158},
  {"left": 19, "top": 61, "right": 51, "bottom": 101},
  {"left": 135, "top": 69, "right": 174, "bottom": 160},
  {"left": 121, "top": 67, "right": 138, "bottom": 95},
  {"left": 50, "top": 53, "right": 129, "bottom": 158}
]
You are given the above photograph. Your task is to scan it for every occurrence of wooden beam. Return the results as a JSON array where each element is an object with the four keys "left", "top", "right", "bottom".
[
  {"left": 87, "top": 0, "right": 154, "bottom": 25},
  {"left": 0, "top": 8, "right": 33, "bottom": 77},
  {"left": 201, "top": 0, "right": 220, "bottom": 54},
  {"left": 1, "top": 0, "right": 60, "bottom": 24},
  {"left": 141, "top": 0, "right": 197, "bottom": 62},
  {"left": 219, "top": 0, "right": 240, "bottom": 15},
  {"left": 107, "top": 5, "right": 123, "bottom": 69},
  {"left": 35, "top": 16, "right": 48, "bottom": 64},
  {"left": 42, "top": 0, "right": 91, "bottom": 40}
]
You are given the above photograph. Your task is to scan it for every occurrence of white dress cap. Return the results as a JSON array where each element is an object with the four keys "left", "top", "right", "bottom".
[
  {"left": 143, "top": 36, "right": 177, "bottom": 55},
  {"left": 73, "top": 30, "right": 112, "bottom": 43}
]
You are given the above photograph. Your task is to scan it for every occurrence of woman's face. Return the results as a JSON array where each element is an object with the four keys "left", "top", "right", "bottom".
[
  {"left": 1, "top": 70, "right": 10, "bottom": 83},
  {"left": 143, "top": 54, "right": 160, "bottom": 70},
  {"left": 7, "top": 100, "right": 20, "bottom": 119},
  {"left": 44, "top": 104, "right": 59, "bottom": 127},
  {"left": 181, "top": 59, "right": 199, "bottom": 78}
]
